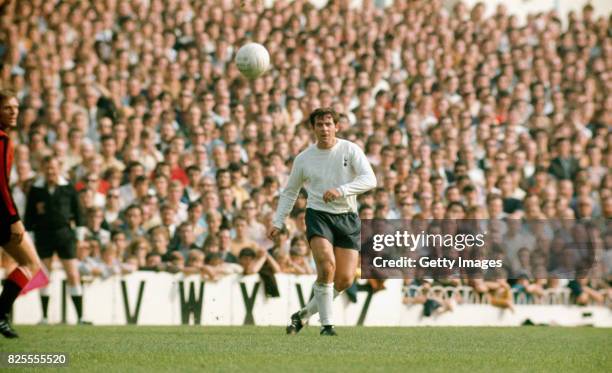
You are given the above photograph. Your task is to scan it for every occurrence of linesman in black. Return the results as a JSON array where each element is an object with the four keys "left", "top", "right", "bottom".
[{"left": 24, "top": 156, "right": 88, "bottom": 324}]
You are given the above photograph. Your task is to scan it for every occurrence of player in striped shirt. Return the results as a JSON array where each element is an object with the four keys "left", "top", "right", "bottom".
[{"left": 0, "top": 90, "right": 48, "bottom": 338}]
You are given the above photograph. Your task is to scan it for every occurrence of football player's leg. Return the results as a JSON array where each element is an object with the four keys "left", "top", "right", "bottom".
[
  {"left": 296, "top": 236, "right": 339, "bottom": 320},
  {"left": 297, "top": 245, "right": 356, "bottom": 322},
  {"left": 2, "top": 231, "right": 42, "bottom": 283},
  {"left": 309, "top": 236, "right": 336, "bottom": 327},
  {"left": 0, "top": 231, "right": 44, "bottom": 337},
  {"left": 333, "top": 246, "right": 359, "bottom": 293},
  {"left": 1, "top": 249, "right": 17, "bottom": 275},
  {"left": 332, "top": 212, "right": 360, "bottom": 293}
]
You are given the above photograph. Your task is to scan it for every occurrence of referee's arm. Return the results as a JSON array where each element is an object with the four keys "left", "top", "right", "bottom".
[
  {"left": 23, "top": 187, "right": 37, "bottom": 231},
  {"left": 70, "top": 186, "right": 85, "bottom": 227}
]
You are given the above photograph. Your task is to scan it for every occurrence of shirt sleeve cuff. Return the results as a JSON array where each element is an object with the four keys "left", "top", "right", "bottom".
[{"left": 8, "top": 214, "right": 20, "bottom": 225}]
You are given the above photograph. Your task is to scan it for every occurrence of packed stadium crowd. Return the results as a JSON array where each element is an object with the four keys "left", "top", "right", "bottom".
[{"left": 0, "top": 0, "right": 610, "bottom": 310}]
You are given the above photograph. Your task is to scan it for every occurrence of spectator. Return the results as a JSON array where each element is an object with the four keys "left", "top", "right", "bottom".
[
  {"left": 548, "top": 138, "right": 580, "bottom": 181},
  {"left": 149, "top": 226, "right": 171, "bottom": 262},
  {"left": 230, "top": 215, "right": 260, "bottom": 257},
  {"left": 204, "top": 252, "right": 243, "bottom": 281},
  {"left": 171, "top": 222, "right": 200, "bottom": 260},
  {"left": 238, "top": 247, "right": 280, "bottom": 276},
  {"left": 76, "top": 240, "right": 104, "bottom": 278},
  {"left": 287, "top": 237, "right": 315, "bottom": 275},
  {"left": 122, "top": 204, "right": 145, "bottom": 241},
  {"left": 78, "top": 207, "right": 111, "bottom": 248},
  {"left": 241, "top": 200, "right": 268, "bottom": 248},
  {"left": 217, "top": 227, "right": 238, "bottom": 264},
  {"left": 184, "top": 249, "right": 206, "bottom": 275},
  {"left": 100, "top": 243, "right": 135, "bottom": 278},
  {"left": 126, "top": 237, "right": 151, "bottom": 269}
]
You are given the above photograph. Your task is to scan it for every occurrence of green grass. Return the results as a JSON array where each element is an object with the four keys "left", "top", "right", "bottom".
[{"left": 3, "top": 326, "right": 611, "bottom": 372}]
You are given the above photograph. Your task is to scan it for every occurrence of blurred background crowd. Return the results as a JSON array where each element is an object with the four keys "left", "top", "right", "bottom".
[{"left": 0, "top": 0, "right": 610, "bottom": 308}]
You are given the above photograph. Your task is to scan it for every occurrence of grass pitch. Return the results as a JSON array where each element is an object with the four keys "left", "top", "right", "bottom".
[{"left": 4, "top": 325, "right": 611, "bottom": 372}]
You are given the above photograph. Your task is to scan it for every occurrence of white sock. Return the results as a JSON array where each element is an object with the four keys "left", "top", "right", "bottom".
[
  {"left": 299, "top": 286, "right": 340, "bottom": 320},
  {"left": 68, "top": 284, "right": 83, "bottom": 296},
  {"left": 313, "top": 282, "right": 334, "bottom": 326}
]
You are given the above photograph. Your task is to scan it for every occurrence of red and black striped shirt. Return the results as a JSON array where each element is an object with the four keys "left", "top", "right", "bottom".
[{"left": 0, "top": 128, "right": 19, "bottom": 224}]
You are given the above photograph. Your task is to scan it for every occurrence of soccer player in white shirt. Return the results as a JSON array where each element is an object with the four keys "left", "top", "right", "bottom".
[{"left": 269, "top": 108, "right": 377, "bottom": 336}]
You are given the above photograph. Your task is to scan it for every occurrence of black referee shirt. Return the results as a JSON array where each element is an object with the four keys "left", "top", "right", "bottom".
[{"left": 24, "top": 178, "right": 83, "bottom": 232}]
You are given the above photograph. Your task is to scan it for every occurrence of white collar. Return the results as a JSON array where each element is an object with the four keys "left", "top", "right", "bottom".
[{"left": 33, "top": 176, "right": 69, "bottom": 188}]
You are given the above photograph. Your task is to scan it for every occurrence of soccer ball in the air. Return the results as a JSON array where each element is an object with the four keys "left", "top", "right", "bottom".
[{"left": 235, "top": 42, "right": 270, "bottom": 79}]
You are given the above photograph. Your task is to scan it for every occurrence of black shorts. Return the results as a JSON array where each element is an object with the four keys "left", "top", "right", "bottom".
[
  {"left": 305, "top": 208, "right": 360, "bottom": 251},
  {"left": 34, "top": 228, "right": 77, "bottom": 260},
  {"left": 0, "top": 222, "right": 10, "bottom": 246}
]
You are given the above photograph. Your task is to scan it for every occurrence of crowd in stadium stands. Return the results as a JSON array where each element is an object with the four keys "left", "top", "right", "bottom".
[{"left": 0, "top": 0, "right": 610, "bottom": 309}]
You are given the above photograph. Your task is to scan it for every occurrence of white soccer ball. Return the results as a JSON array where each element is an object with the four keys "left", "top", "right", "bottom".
[{"left": 235, "top": 42, "right": 270, "bottom": 79}]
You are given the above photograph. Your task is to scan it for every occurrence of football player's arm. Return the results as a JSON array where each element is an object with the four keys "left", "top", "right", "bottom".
[
  {"left": 337, "top": 145, "right": 377, "bottom": 197},
  {"left": 0, "top": 138, "right": 19, "bottom": 224},
  {"left": 272, "top": 158, "right": 304, "bottom": 229}
]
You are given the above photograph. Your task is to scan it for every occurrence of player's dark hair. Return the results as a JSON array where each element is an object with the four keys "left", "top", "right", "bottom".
[{"left": 309, "top": 107, "right": 339, "bottom": 127}]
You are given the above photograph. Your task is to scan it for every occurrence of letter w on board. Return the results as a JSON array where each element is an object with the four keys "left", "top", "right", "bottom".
[{"left": 178, "top": 281, "right": 205, "bottom": 325}]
